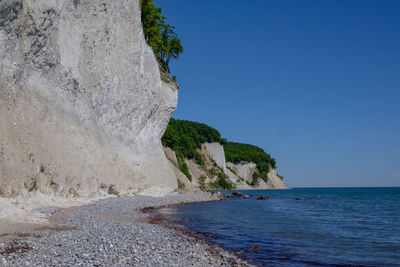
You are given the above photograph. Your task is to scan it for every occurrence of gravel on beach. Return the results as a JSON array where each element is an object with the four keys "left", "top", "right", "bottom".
[{"left": 0, "top": 192, "right": 251, "bottom": 266}]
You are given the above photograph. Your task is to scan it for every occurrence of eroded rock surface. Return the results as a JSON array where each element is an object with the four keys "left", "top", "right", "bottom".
[
  {"left": 205, "top": 142, "right": 227, "bottom": 173},
  {"left": 0, "top": 0, "right": 178, "bottom": 199}
]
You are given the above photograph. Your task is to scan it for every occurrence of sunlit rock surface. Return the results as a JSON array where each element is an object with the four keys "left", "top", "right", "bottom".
[{"left": 0, "top": 0, "right": 178, "bottom": 200}]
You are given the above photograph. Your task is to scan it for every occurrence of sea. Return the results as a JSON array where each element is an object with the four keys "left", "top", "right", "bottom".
[{"left": 158, "top": 188, "right": 400, "bottom": 266}]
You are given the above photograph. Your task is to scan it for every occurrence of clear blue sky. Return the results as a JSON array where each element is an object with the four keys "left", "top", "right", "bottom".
[{"left": 155, "top": 0, "right": 400, "bottom": 187}]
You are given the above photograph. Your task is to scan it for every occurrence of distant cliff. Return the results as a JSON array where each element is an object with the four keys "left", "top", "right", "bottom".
[
  {"left": 162, "top": 119, "right": 288, "bottom": 190},
  {"left": 0, "top": 0, "right": 179, "bottom": 200}
]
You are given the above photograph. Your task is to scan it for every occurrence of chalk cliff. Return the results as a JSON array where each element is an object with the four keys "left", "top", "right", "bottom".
[
  {"left": 0, "top": 0, "right": 179, "bottom": 202},
  {"left": 226, "top": 161, "right": 288, "bottom": 189},
  {"left": 165, "top": 142, "right": 288, "bottom": 190},
  {"left": 204, "top": 143, "right": 227, "bottom": 173}
]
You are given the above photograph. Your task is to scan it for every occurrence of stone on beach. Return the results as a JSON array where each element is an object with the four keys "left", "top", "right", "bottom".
[
  {"left": 232, "top": 191, "right": 243, "bottom": 197},
  {"left": 0, "top": 193, "right": 251, "bottom": 266}
]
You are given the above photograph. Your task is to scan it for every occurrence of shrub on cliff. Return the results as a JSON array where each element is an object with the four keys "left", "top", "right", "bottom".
[
  {"left": 141, "top": 0, "right": 183, "bottom": 73},
  {"left": 198, "top": 175, "right": 207, "bottom": 190},
  {"left": 161, "top": 124, "right": 179, "bottom": 149},
  {"left": 162, "top": 118, "right": 221, "bottom": 160},
  {"left": 224, "top": 142, "right": 277, "bottom": 177},
  {"left": 209, "top": 172, "right": 233, "bottom": 190},
  {"left": 162, "top": 119, "right": 278, "bottom": 185},
  {"left": 162, "top": 119, "right": 220, "bottom": 178},
  {"left": 177, "top": 179, "right": 185, "bottom": 189},
  {"left": 216, "top": 172, "right": 233, "bottom": 189},
  {"left": 176, "top": 151, "right": 192, "bottom": 181}
]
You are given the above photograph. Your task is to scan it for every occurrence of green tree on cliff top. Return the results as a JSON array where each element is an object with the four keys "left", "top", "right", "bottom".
[{"left": 141, "top": 0, "right": 183, "bottom": 73}]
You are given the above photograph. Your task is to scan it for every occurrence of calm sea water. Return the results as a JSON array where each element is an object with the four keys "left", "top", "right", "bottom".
[{"left": 159, "top": 188, "right": 400, "bottom": 266}]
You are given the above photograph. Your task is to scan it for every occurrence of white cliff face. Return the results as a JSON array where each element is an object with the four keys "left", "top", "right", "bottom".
[
  {"left": 226, "top": 162, "right": 288, "bottom": 189},
  {"left": 0, "top": 0, "right": 178, "bottom": 199},
  {"left": 164, "top": 140, "right": 288, "bottom": 191},
  {"left": 205, "top": 143, "right": 227, "bottom": 173},
  {"left": 226, "top": 162, "right": 257, "bottom": 183},
  {"left": 266, "top": 169, "right": 287, "bottom": 189}
]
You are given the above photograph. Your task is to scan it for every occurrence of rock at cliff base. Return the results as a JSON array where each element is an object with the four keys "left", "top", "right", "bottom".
[{"left": 232, "top": 191, "right": 243, "bottom": 197}]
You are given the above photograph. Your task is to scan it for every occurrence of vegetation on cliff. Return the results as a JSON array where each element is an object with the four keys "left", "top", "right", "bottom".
[
  {"left": 224, "top": 142, "right": 276, "bottom": 182},
  {"left": 141, "top": 0, "right": 183, "bottom": 74},
  {"left": 162, "top": 118, "right": 221, "bottom": 159},
  {"left": 162, "top": 118, "right": 221, "bottom": 179},
  {"left": 139, "top": 2, "right": 280, "bottom": 189},
  {"left": 162, "top": 119, "right": 277, "bottom": 186},
  {"left": 209, "top": 172, "right": 233, "bottom": 190}
]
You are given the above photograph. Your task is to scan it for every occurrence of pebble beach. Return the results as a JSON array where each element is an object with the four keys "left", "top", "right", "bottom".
[{"left": 0, "top": 193, "right": 250, "bottom": 267}]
